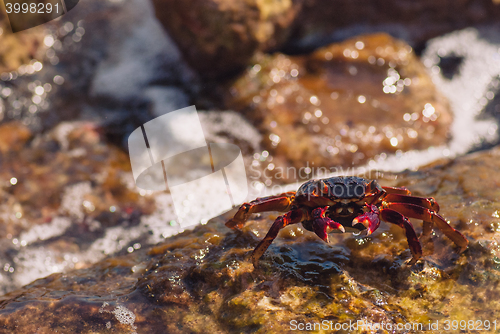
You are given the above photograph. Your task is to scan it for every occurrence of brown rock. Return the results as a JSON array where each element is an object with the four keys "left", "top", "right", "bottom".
[
  {"left": 0, "top": 121, "right": 32, "bottom": 154},
  {"left": 0, "top": 121, "right": 156, "bottom": 293},
  {"left": 151, "top": 0, "right": 302, "bottom": 78},
  {"left": 1, "top": 144, "right": 500, "bottom": 333},
  {"left": 0, "top": 20, "right": 46, "bottom": 74},
  {"left": 226, "top": 33, "right": 452, "bottom": 180}
]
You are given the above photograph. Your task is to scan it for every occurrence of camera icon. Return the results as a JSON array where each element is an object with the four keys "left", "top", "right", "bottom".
[
  {"left": 2, "top": 0, "right": 79, "bottom": 32},
  {"left": 128, "top": 106, "right": 249, "bottom": 229}
]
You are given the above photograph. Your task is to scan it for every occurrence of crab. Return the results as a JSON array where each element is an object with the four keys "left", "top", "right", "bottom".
[{"left": 226, "top": 176, "right": 469, "bottom": 267}]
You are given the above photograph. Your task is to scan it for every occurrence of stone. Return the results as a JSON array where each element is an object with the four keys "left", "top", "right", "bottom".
[
  {"left": 0, "top": 110, "right": 263, "bottom": 295},
  {"left": 0, "top": 121, "right": 32, "bottom": 154},
  {"left": 0, "top": 121, "right": 158, "bottom": 294},
  {"left": 151, "top": 0, "right": 302, "bottom": 78},
  {"left": 1, "top": 144, "right": 500, "bottom": 333},
  {"left": 0, "top": 0, "right": 196, "bottom": 140},
  {"left": 226, "top": 33, "right": 452, "bottom": 181},
  {"left": 0, "top": 18, "right": 46, "bottom": 74}
]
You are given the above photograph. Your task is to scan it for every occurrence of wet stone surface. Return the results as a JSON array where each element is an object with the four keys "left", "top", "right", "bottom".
[
  {"left": 226, "top": 34, "right": 453, "bottom": 181},
  {"left": 0, "top": 0, "right": 196, "bottom": 142},
  {"left": 0, "top": 17, "right": 46, "bottom": 75},
  {"left": 151, "top": 0, "right": 302, "bottom": 78},
  {"left": 0, "top": 112, "right": 263, "bottom": 295},
  {"left": 0, "top": 121, "right": 162, "bottom": 294},
  {"left": 1, "top": 145, "right": 500, "bottom": 333}
]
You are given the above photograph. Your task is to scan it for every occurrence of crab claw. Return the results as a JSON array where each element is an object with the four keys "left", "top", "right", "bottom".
[
  {"left": 353, "top": 204, "right": 380, "bottom": 235},
  {"left": 312, "top": 207, "right": 345, "bottom": 243}
]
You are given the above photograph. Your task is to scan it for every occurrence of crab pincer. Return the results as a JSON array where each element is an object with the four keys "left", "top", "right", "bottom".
[
  {"left": 352, "top": 204, "right": 381, "bottom": 235},
  {"left": 311, "top": 206, "right": 345, "bottom": 243}
]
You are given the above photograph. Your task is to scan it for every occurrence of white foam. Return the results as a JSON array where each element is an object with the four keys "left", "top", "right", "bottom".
[{"left": 99, "top": 302, "right": 138, "bottom": 333}]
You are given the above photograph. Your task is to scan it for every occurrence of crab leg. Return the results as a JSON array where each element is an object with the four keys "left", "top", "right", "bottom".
[
  {"left": 226, "top": 192, "right": 296, "bottom": 229},
  {"left": 251, "top": 208, "right": 306, "bottom": 268},
  {"left": 311, "top": 207, "right": 345, "bottom": 243},
  {"left": 384, "top": 203, "right": 468, "bottom": 252},
  {"left": 380, "top": 208, "right": 422, "bottom": 265},
  {"left": 382, "top": 186, "right": 411, "bottom": 195},
  {"left": 383, "top": 195, "right": 439, "bottom": 238},
  {"left": 383, "top": 194, "right": 440, "bottom": 212},
  {"left": 352, "top": 204, "right": 381, "bottom": 235}
]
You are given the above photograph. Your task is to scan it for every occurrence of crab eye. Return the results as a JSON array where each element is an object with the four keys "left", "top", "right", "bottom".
[
  {"left": 347, "top": 207, "right": 354, "bottom": 214},
  {"left": 332, "top": 184, "right": 346, "bottom": 197},
  {"left": 366, "top": 180, "right": 383, "bottom": 194},
  {"left": 354, "top": 184, "right": 365, "bottom": 197}
]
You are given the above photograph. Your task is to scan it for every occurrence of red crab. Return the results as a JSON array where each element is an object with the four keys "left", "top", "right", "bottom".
[{"left": 226, "top": 176, "right": 468, "bottom": 267}]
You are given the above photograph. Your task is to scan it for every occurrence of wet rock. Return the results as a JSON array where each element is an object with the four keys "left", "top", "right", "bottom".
[
  {"left": 0, "top": 0, "right": 196, "bottom": 142},
  {"left": 0, "top": 109, "right": 263, "bottom": 295},
  {"left": 151, "top": 0, "right": 302, "bottom": 78},
  {"left": 350, "top": 27, "right": 500, "bottom": 173},
  {"left": 2, "top": 145, "right": 500, "bottom": 333},
  {"left": 226, "top": 34, "right": 452, "bottom": 181},
  {"left": 0, "top": 19, "right": 46, "bottom": 74},
  {"left": 290, "top": 0, "right": 500, "bottom": 50},
  {"left": 0, "top": 120, "right": 160, "bottom": 294},
  {"left": 0, "top": 121, "right": 32, "bottom": 154}
]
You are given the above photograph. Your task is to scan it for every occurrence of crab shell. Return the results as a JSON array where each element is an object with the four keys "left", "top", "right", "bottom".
[{"left": 295, "top": 177, "right": 378, "bottom": 233}]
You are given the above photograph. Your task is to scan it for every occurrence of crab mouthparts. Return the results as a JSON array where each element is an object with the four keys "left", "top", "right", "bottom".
[{"left": 326, "top": 225, "right": 345, "bottom": 234}]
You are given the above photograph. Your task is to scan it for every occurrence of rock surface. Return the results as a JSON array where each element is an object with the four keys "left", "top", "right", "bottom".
[
  {"left": 0, "top": 111, "right": 263, "bottom": 295},
  {"left": 291, "top": 0, "right": 500, "bottom": 49},
  {"left": 0, "top": 121, "right": 163, "bottom": 294},
  {"left": 0, "top": 0, "right": 196, "bottom": 141},
  {"left": 226, "top": 34, "right": 452, "bottom": 181},
  {"left": 151, "top": 0, "right": 302, "bottom": 78},
  {"left": 0, "top": 18, "right": 46, "bottom": 76},
  {"left": 1, "top": 145, "right": 500, "bottom": 333}
]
